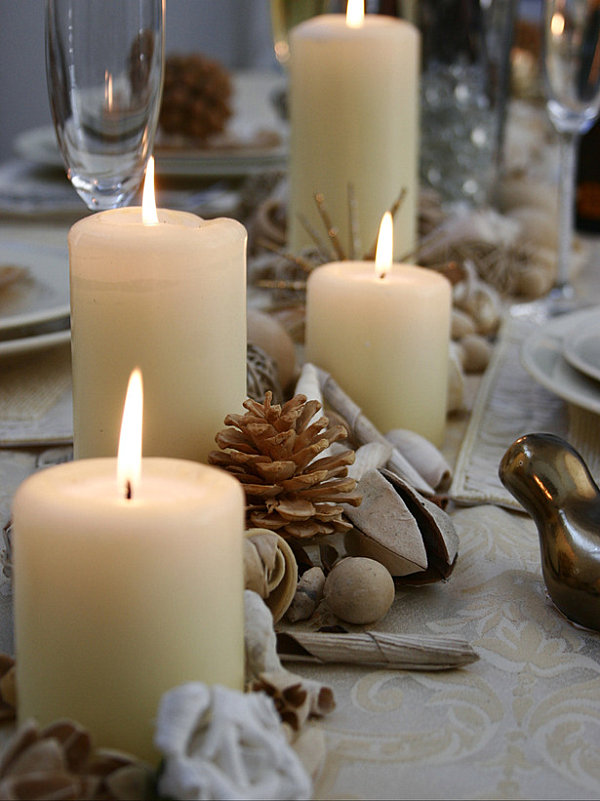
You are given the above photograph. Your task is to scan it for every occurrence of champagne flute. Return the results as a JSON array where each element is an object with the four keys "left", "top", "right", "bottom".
[
  {"left": 45, "top": 0, "right": 165, "bottom": 210},
  {"left": 542, "top": 0, "right": 600, "bottom": 304}
]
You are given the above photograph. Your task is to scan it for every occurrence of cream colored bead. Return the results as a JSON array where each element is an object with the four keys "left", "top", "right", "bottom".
[{"left": 323, "top": 557, "right": 395, "bottom": 625}]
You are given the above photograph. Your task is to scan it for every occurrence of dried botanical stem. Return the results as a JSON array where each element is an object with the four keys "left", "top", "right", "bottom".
[
  {"left": 313, "top": 192, "right": 347, "bottom": 261},
  {"left": 347, "top": 183, "right": 361, "bottom": 260},
  {"left": 363, "top": 187, "right": 407, "bottom": 260},
  {"left": 256, "top": 279, "right": 307, "bottom": 292},
  {"left": 256, "top": 239, "right": 316, "bottom": 274},
  {"left": 297, "top": 212, "right": 334, "bottom": 263}
]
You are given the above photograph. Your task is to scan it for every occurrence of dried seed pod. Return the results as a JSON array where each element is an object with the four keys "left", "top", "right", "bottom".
[
  {"left": 323, "top": 557, "right": 395, "bottom": 625},
  {"left": 243, "top": 528, "right": 297, "bottom": 622},
  {"left": 459, "top": 333, "right": 493, "bottom": 373},
  {"left": 286, "top": 566, "right": 326, "bottom": 623},
  {"left": 451, "top": 308, "right": 476, "bottom": 340}
]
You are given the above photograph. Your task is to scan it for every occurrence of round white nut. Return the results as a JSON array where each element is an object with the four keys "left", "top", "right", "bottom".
[{"left": 323, "top": 557, "right": 395, "bottom": 625}]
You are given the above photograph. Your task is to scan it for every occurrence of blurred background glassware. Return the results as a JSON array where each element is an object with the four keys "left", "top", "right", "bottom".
[
  {"left": 270, "top": 0, "right": 331, "bottom": 68},
  {"left": 417, "top": 0, "right": 517, "bottom": 208},
  {"left": 45, "top": 0, "right": 165, "bottom": 210},
  {"left": 542, "top": 0, "right": 600, "bottom": 300}
]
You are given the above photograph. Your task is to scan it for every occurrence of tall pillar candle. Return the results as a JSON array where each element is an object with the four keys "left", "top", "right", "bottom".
[
  {"left": 288, "top": 10, "right": 419, "bottom": 260},
  {"left": 12, "top": 456, "right": 245, "bottom": 764},
  {"left": 305, "top": 260, "right": 451, "bottom": 446},
  {"left": 68, "top": 209, "right": 246, "bottom": 462}
]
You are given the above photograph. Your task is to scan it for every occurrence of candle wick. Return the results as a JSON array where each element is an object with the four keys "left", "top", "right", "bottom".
[{"left": 126, "top": 480, "right": 133, "bottom": 501}]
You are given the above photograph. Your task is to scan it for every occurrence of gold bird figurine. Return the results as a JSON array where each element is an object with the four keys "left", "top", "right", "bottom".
[{"left": 499, "top": 432, "right": 600, "bottom": 632}]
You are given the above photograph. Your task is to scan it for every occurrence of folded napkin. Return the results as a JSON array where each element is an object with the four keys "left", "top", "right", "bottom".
[{"left": 0, "top": 345, "right": 72, "bottom": 446}]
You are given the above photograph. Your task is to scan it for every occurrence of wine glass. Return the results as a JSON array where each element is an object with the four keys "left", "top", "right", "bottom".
[
  {"left": 542, "top": 0, "right": 600, "bottom": 305},
  {"left": 45, "top": 0, "right": 165, "bottom": 210}
]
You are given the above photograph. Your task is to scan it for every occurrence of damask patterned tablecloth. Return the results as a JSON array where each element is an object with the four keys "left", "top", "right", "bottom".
[
  {"left": 309, "top": 501, "right": 600, "bottom": 800},
  {"left": 306, "top": 305, "right": 600, "bottom": 800}
]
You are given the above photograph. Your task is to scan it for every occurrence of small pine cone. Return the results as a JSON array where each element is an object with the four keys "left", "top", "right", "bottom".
[
  {"left": 208, "top": 392, "right": 362, "bottom": 541},
  {"left": 159, "top": 53, "right": 232, "bottom": 142},
  {"left": 0, "top": 719, "right": 152, "bottom": 801}
]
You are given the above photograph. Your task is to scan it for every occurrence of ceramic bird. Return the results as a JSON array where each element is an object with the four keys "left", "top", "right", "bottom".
[{"left": 499, "top": 432, "right": 600, "bottom": 632}]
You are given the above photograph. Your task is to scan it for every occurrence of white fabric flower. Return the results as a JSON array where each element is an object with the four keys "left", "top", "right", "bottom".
[{"left": 154, "top": 682, "right": 312, "bottom": 801}]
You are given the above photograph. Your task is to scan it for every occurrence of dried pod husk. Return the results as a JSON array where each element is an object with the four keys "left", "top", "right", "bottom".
[
  {"left": 381, "top": 468, "right": 459, "bottom": 584},
  {"left": 384, "top": 430, "right": 451, "bottom": 492},
  {"left": 516, "top": 258, "right": 555, "bottom": 298},
  {"left": 459, "top": 333, "right": 493, "bottom": 373},
  {"left": 447, "top": 343, "right": 465, "bottom": 413},
  {"left": 247, "top": 309, "right": 298, "bottom": 392},
  {"left": 451, "top": 308, "right": 476, "bottom": 340},
  {"left": 323, "top": 557, "right": 395, "bottom": 625},
  {"left": 244, "top": 528, "right": 298, "bottom": 622},
  {"left": 344, "top": 469, "right": 427, "bottom": 576},
  {"left": 286, "top": 566, "right": 326, "bottom": 623},
  {"left": 344, "top": 468, "right": 458, "bottom": 583}
]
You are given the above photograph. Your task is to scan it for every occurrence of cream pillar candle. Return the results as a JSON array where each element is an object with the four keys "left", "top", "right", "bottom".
[
  {"left": 68, "top": 190, "right": 246, "bottom": 463},
  {"left": 12, "top": 374, "right": 245, "bottom": 763},
  {"left": 305, "top": 216, "right": 451, "bottom": 446},
  {"left": 288, "top": 6, "right": 419, "bottom": 260}
]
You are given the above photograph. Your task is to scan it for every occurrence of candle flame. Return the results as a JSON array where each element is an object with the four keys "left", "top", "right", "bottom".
[
  {"left": 550, "top": 12, "right": 565, "bottom": 36},
  {"left": 117, "top": 368, "right": 143, "bottom": 500},
  {"left": 346, "top": 0, "right": 364, "bottom": 28},
  {"left": 104, "top": 70, "right": 113, "bottom": 110},
  {"left": 375, "top": 212, "right": 393, "bottom": 279},
  {"left": 142, "top": 156, "right": 159, "bottom": 226}
]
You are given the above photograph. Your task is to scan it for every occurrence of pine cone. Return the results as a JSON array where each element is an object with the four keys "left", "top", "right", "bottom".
[
  {"left": 159, "top": 53, "right": 232, "bottom": 142},
  {"left": 0, "top": 719, "right": 152, "bottom": 801},
  {"left": 208, "top": 392, "right": 362, "bottom": 541}
]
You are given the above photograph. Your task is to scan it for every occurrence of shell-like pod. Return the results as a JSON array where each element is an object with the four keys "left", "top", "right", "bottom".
[
  {"left": 344, "top": 469, "right": 459, "bottom": 584},
  {"left": 384, "top": 429, "right": 452, "bottom": 492},
  {"left": 344, "top": 469, "right": 428, "bottom": 576},
  {"left": 286, "top": 567, "right": 326, "bottom": 623},
  {"left": 244, "top": 528, "right": 298, "bottom": 622}
]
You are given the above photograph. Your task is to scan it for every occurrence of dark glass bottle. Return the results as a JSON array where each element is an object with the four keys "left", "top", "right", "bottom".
[{"left": 576, "top": 119, "right": 600, "bottom": 234}]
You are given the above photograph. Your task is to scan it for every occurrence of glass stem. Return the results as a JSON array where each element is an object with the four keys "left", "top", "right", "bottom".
[{"left": 555, "top": 130, "right": 578, "bottom": 291}]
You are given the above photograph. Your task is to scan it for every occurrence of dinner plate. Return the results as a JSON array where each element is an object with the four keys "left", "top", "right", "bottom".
[
  {"left": 521, "top": 307, "right": 600, "bottom": 415},
  {"left": 0, "top": 238, "right": 70, "bottom": 334},
  {"left": 562, "top": 317, "right": 600, "bottom": 383},
  {"left": 14, "top": 72, "right": 288, "bottom": 178}
]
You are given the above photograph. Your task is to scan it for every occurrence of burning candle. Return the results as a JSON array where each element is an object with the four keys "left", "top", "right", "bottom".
[
  {"left": 12, "top": 369, "right": 245, "bottom": 762},
  {"left": 305, "top": 213, "right": 451, "bottom": 445},
  {"left": 288, "top": 0, "right": 420, "bottom": 259},
  {"left": 68, "top": 157, "right": 247, "bottom": 463}
]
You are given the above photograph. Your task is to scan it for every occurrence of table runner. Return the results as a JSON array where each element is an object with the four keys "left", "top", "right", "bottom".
[{"left": 450, "top": 312, "right": 600, "bottom": 510}]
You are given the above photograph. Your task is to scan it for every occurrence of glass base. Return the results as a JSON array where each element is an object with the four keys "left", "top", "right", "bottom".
[{"left": 71, "top": 175, "right": 141, "bottom": 211}]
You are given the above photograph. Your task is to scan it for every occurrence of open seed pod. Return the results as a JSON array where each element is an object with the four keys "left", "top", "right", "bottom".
[
  {"left": 244, "top": 528, "right": 298, "bottom": 622},
  {"left": 344, "top": 468, "right": 459, "bottom": 584}
]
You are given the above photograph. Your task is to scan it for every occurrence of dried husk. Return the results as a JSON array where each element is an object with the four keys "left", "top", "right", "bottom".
[
  {"left": 244, "top": 528, "right": 298, "bottom": 622},
  {"left": 344, "top": 470, "right": 428, "bottom": 576}
]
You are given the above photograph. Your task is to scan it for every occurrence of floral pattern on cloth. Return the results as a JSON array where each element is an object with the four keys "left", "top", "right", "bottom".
[{"left": 304, "top": 505, "right": 600, "bottom": 800}]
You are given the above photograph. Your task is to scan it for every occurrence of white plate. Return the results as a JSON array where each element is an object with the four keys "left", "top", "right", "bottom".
[
  {"left": 562, "top": 316, "right": 600, "bottom": 383},
  {"left": 14, "top": 72, "right": 288, "bottom": 179},
  {"left": 0, "top": 238, "right": 69, "bottom": 334},
  {"left": 521, "top": 307, "right": 600, "bottom": 415},
  {"left": 0, "top": 328, "right": 70, "bottom": 361}
]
